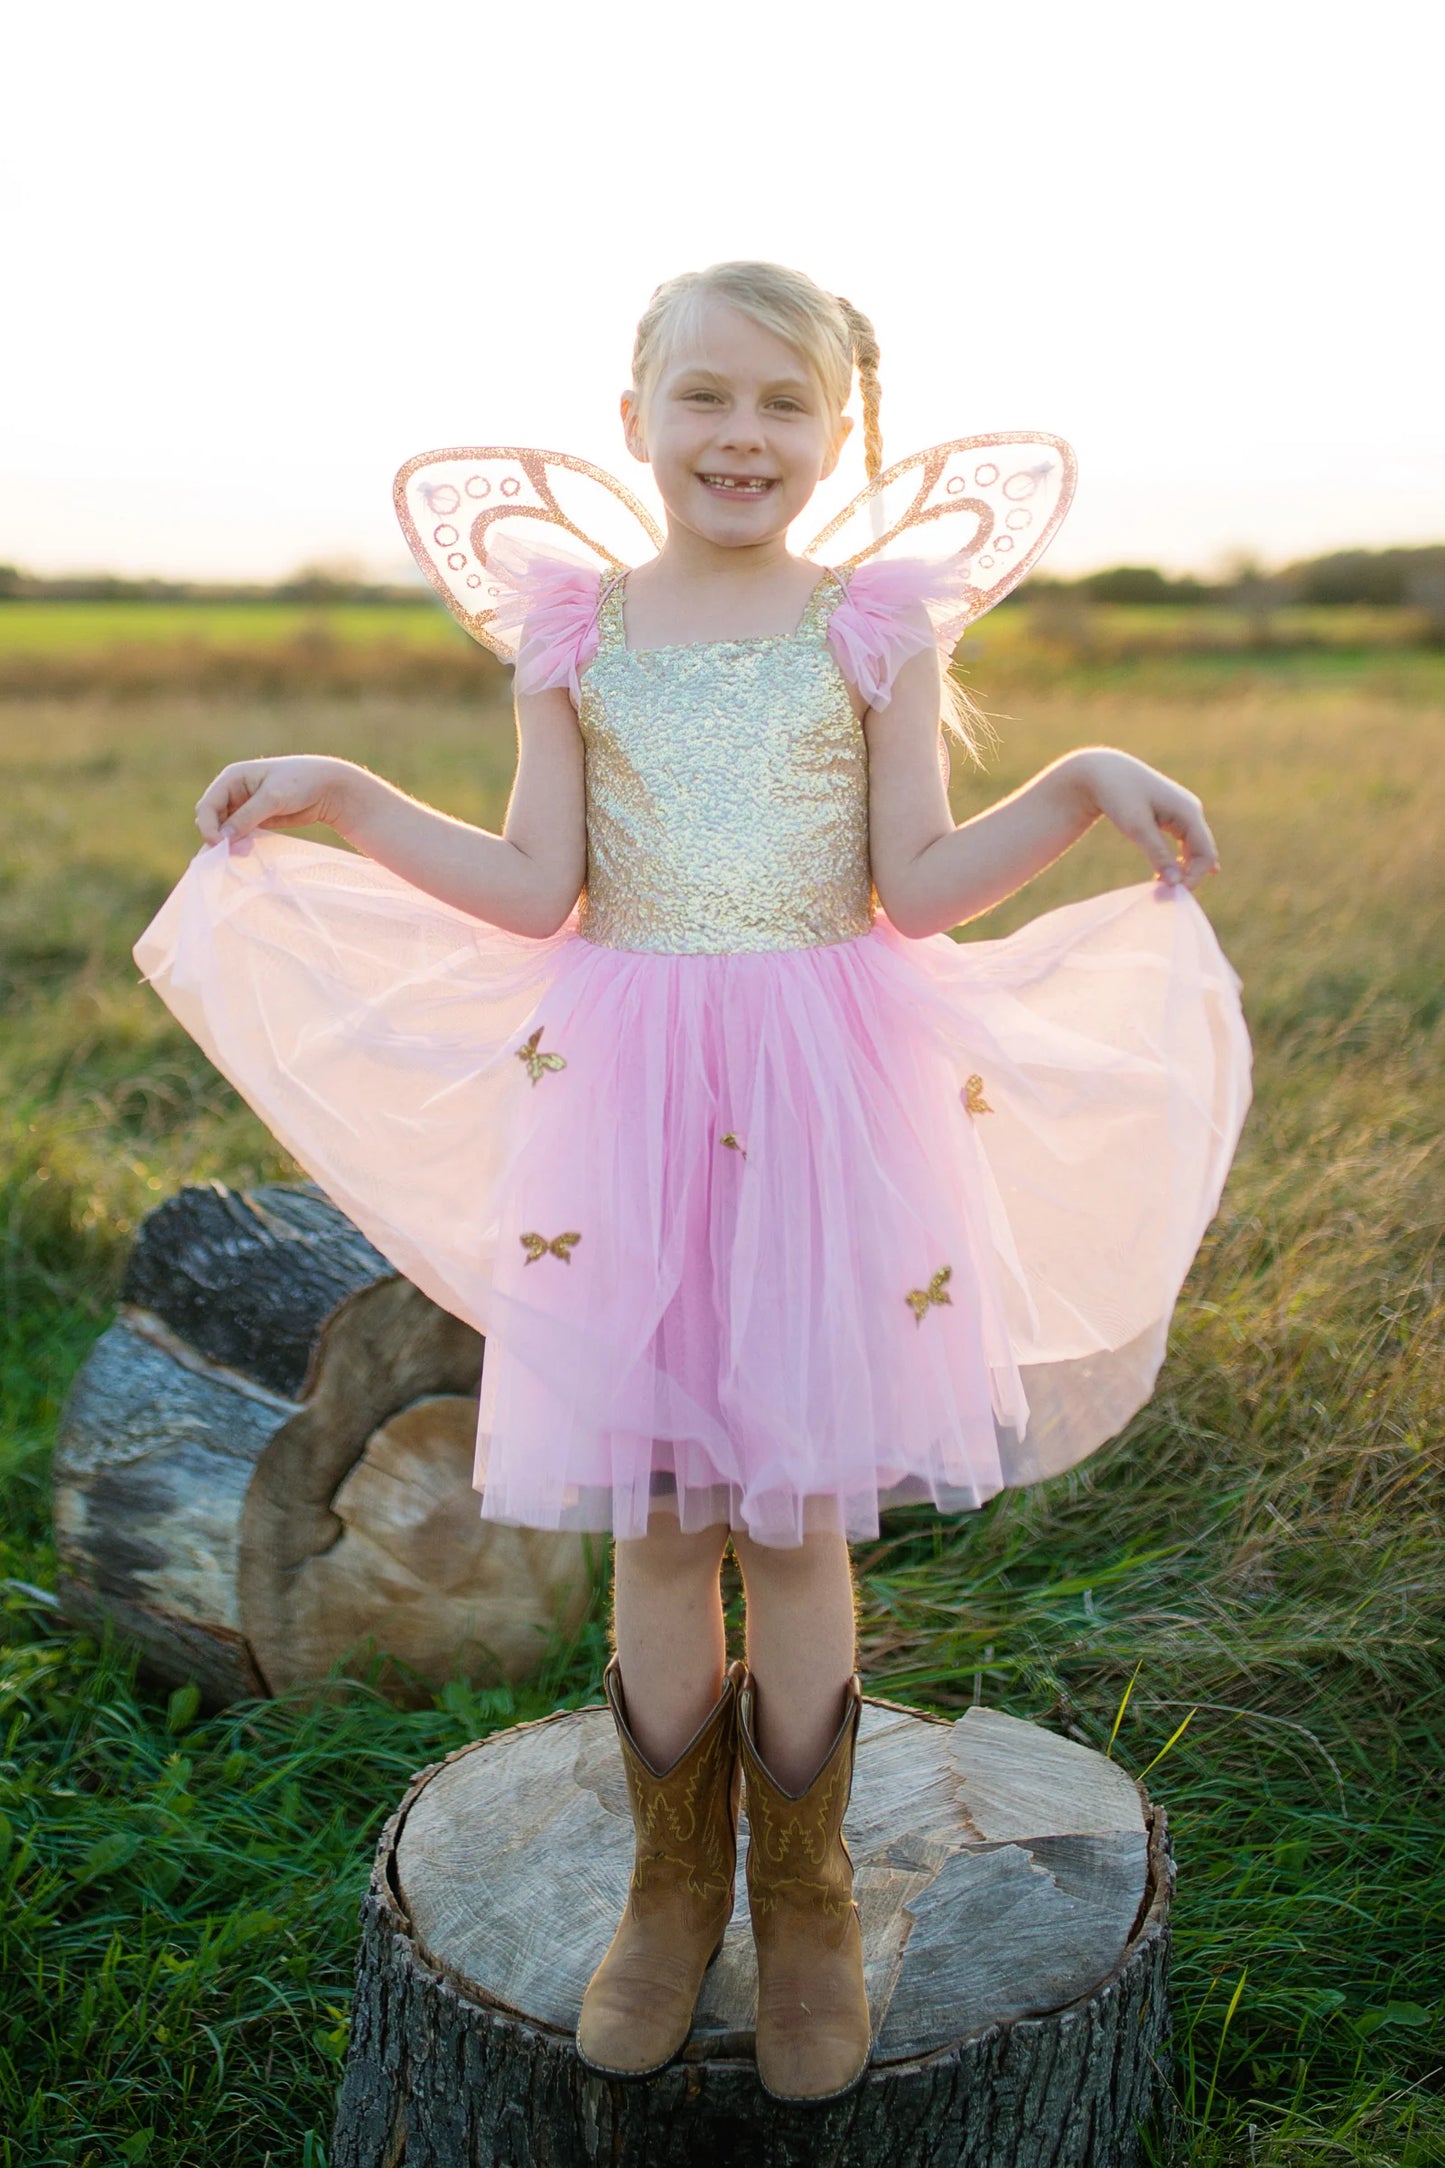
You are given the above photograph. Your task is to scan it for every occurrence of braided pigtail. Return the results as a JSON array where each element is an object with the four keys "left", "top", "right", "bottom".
[
  {"left": 836, "top": 294, "right": 982, "bottom": 759},
  {"left": 836, "top": 296, "right": 883, "bottom": 480}
]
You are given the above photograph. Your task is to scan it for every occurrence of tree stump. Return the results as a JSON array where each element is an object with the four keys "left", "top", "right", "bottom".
[
  {"left": 53, "top": 1183, "right": 598, "bottom": 1705},
  {"left": 331, "top": 1696, "right": 1173, "bottom": 2168}
]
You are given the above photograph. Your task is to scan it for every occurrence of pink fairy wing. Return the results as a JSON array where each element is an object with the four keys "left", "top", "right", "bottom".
[
  {"left": 804, "top": 433, "right": 1078, "bottom": 645},
  {"left": 393, "top": 447, "right": 665, "bottom": 666}
]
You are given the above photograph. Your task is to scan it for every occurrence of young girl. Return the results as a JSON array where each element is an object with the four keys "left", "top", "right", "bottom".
[{"left": 135, "top": 261, "right": 1250, "bottom": 2106}]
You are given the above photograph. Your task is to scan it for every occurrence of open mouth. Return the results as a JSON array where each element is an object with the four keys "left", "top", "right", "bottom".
[{"left": 698, "top": 473, "right": 776, "bottom": 496}]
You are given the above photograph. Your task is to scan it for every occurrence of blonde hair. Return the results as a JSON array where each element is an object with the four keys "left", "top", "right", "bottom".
[
  {"left": 630, "top": 260, "right": 979, "bottom": 755},
  {"left": 631, "top": 260, "right": 885, "bottom": 480}
]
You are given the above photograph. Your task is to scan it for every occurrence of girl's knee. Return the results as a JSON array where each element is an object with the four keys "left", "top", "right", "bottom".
[
  {"left": 616, "top": 1510, "right": 729, "bottom": 1579},
  {"left": 731, "top": 1527, "right": 851, "bottom": 1583}
]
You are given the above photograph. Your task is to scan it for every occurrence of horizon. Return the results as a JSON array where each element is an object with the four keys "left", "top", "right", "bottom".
[{"left": 5, "top": 534, "right": 1442, "bottom": 597}]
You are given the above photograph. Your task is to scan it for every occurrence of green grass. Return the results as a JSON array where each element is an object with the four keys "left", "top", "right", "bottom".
[
  {"left": 2, "top": 655, "right": 1443, "bottom": 2164},
  {"left": 1006, "top": 600, "right": 1431, "bottom": 654},
  {"left": 0, "top": 602, "right": 485, "bottom": 701},
  {"left": 0, "top": 603, "right": 460, "bottom": 654},
  {"left": 0, "top": 598, "right": 1426, "bottom": 657},
  {"left": 0, "top": 597, "right": 1434, "bottom": 704}
]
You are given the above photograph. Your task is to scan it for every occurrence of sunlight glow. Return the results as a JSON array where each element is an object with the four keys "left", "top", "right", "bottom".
[{"left": 4, "top": 0, "right": 1440, "bottom": 579}]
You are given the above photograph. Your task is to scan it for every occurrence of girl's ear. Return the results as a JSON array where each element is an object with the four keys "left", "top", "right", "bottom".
[
  {"left": 620, "top": 389, "right": 649, "bottom": 465},
  {"left": 819, "top": 411, "right": 854, "bottom": 483}
]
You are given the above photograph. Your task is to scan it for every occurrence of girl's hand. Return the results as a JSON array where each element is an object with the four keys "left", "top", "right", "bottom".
[
  {"left": 1074, "top": 748, "right": 1219, "bottom": 889},
  {"left": 194, "top": 755, "right": 366, "bottom": 845}
]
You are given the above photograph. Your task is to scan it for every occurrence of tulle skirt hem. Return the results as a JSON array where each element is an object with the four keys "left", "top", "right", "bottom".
[{"left": 134, "top": 835, "right": 1251, "bottom": 1547}]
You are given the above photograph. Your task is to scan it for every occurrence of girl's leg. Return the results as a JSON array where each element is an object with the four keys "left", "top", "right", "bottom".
[
  {"left": 729, "top": 1528, "right": 858, "bottom": 1789},
  {"left": 730, "top": 1525, "right": 871, "bottom": 2101},
  {"left": 611, "top": 1510, "right": 731, "bottom": 1766},
  {"left": 577, "top": 1510, "right": 739, "bottom": 2076}
]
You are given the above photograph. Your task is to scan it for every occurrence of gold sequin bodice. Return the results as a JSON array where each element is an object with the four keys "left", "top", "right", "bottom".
[{"left": 576, "top": 572, "right": 875, "bottom": 954}]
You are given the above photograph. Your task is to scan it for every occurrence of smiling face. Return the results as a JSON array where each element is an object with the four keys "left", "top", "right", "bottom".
[{"left": 622, "top": 298, "right": 850, "bottom": 553}]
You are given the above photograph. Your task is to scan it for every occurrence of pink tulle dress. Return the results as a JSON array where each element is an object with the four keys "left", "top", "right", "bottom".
[{"left": 134, "top": 555, "right": 1252, "bottom": 1548}]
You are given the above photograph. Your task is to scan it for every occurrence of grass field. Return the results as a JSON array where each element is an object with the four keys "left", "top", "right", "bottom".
[
  {"left": 0, "top": 595, "right": 1437, "bottom": 698},
  {"left": 0, "top": 603, "right": 458, "bottom": 651},
  {"left": 0, "top": 598, "right": 1428, "bottom": 654},
  {"left": 2, "top": 621, "right": 1442, "bottom": 2164}
]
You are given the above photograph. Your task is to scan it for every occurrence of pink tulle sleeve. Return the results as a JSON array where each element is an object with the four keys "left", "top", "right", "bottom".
[
  {"left": 483, "top": 533, "right": 606, "bottom": 699},
  {"left": 826, "top": 555, "right": 974, "bottom": 711}
]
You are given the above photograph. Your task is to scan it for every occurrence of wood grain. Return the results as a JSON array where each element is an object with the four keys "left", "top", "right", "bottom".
[
  {"left": 55, "top": 1183, "right": 598, "bottom": 1705},
  {"left": 332, "top": 1696, "right": 1173, "bottom": 2166}
]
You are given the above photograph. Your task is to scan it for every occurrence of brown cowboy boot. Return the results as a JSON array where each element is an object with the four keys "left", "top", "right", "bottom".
[
  {"left": 738, "top": 1668, "right": 873, "bottom": 2103},
  {"left": 576, "top": 1654, "right": 745, "bottom": 2077}
]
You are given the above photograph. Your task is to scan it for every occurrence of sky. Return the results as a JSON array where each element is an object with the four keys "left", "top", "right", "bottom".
[{"left": 4, "top": 0, "right": 1441, "bottom": 583}]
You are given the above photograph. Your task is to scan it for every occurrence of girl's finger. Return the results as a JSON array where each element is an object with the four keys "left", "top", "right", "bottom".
[
  {"left": 214, "top": 768, "right": 274, "bottom": 837},
  {"left": 1131, "top": 818, "right": 1184, "bottom": 885},
  {"left": 1176, "top": 809, "right": 1220, "bottom": 888},
  {"left": 196, "top": 777, "right": 240, "bottom": 843},
  {"left": 222, "top": 783, "right": 276, "bottom": 842},
  {"left": 197, "top": 764, "right": 259, "bottom": 840}
]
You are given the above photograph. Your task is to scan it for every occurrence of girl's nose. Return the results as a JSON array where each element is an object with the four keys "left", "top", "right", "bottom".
[{"left": 718, "top": 409, "right": 766, "bottom": 451}]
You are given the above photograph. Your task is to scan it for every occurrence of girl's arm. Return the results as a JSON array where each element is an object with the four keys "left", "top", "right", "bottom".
[
  {"left": 865, "top": 646, "right": 1219, "bottom": 939},
  {"left": 193, "top": 684, "right": 587, "bottom": 938}
]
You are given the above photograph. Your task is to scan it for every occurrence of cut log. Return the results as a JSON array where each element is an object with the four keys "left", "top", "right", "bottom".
[
  {"left": 331, "top": 1697, "right": 1173, "bottom": 2168},
  {"left": 53, "top": 1183, "right": 598, "bottom": 1705}
]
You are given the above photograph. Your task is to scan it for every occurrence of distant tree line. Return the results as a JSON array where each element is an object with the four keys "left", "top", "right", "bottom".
[
  {"left": 1, "top": 545, "right": 1442, "bottom": 610},
  {"left": 1032, "top": 545, "right": 1445, "bottom": 609},
  {"left": 0, "top": 565, "right": 425, "bottom": 605}
]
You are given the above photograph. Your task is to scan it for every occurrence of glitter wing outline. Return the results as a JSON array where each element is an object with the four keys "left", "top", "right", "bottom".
[
  {"left": 801, "top": 433, "right": 1078, "bottom": 633},
  {"left": 393, "top": 447, "right": 666, "bottom": 664}
]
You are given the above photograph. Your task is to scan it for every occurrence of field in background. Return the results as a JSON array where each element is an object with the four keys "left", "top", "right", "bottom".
[
  {"left": 0, "top": 603, "right": 459, "bottom": 649},
  {"left": 1, "top": 641, "right": 1442, "bottom": 2164},
  {"left": 0, "top": 599, "right": 1428, "bottom": 653},
  {"left": 0, "top": 594, "right": 1440, "bottom": 700}
]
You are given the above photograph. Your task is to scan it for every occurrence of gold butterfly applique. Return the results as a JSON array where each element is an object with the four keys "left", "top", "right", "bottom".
[
  {"left": 906, "top": 1265, "right": 953, "bottom": 1324},
  {"left": 520, "top": 1231, "right": 582, "bottom": 1265},
  {"left": 720, "top": 1132, "right": 748, "bottom": 1158},
  {"left": 516, "top": 1028, "right": 567, "bottom": 1085},
  {"left": 963, "top": 1074, "right": 993, "bottom": 1117}
]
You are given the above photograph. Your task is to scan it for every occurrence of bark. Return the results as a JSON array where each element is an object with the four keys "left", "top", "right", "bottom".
[
  {"left": 332, "top": 1699, "right": 1174, "bottom": 2167},
  {"left": 55, "top": 1184, "right": 595, "bottom": 1705}
]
